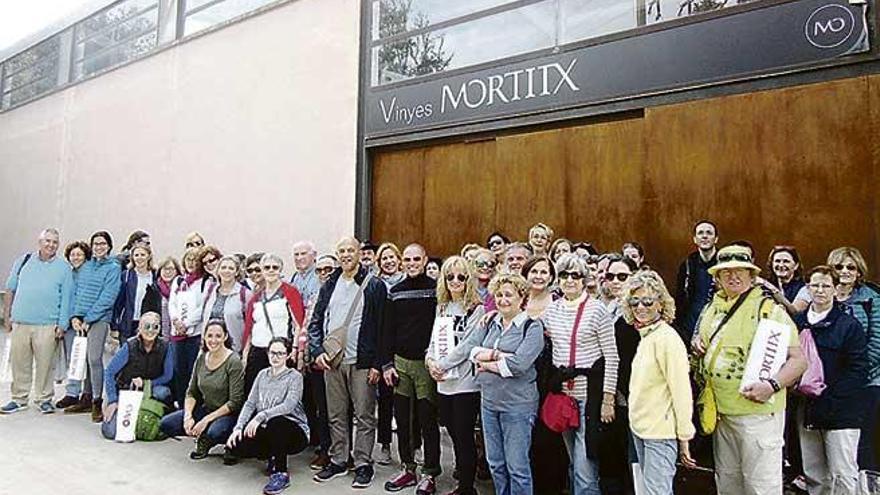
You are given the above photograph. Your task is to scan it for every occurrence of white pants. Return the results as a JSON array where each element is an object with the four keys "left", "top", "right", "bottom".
[
  {"left": 714, "top": 413, "right": 785, "bottom": 495},
  {"left": 799, "top": 418, "right": 860, "bottom": 495}
]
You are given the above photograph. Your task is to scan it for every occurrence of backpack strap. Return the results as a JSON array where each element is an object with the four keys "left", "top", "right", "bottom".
[{"left": 15, "top": 253, "right": 32, "bottom": 281}]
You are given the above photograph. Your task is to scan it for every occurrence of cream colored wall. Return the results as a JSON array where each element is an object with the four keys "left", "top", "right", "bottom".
[{"left": 0, "top": 0, "right": 360, "bottom": 277}]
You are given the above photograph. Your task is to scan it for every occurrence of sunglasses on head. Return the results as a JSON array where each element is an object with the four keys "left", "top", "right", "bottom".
[
  {"left": 833, "top": 263, "right": 858, "bottom": 272},
  {"left": 718, "top": 253, "right": 752, "bottom": 263},
  {"left": 445, "top": 273, "right": 468, "bottom": 283},
  {"left": 627, "top": 296, "right": 657, "bottom": 307},
  {"left": 604, "top": 272, "right": 630, "bottom": 282},
  {"left": 558, "top": 271, "right": 584, "bottom": 280}
]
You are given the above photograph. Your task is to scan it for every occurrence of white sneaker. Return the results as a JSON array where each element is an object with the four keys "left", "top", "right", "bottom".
[{"left": 374, "top": 444, "right": 392, "bottom": 466}]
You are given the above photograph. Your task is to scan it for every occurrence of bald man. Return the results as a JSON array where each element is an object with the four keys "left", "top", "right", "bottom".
[{"left": 380, "top": 244, "right": 441, "bottom": 493}]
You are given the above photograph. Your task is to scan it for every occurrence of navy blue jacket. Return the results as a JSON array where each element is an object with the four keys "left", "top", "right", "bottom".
[
  {"left": 795, "top": 304, "right": 868, "bottom": 430},
  {"left": 308, "top": 266, "right": 386, "bottom": 370},
  {"left": 113, "top": 269, "right": 159, "bottom": 339}
]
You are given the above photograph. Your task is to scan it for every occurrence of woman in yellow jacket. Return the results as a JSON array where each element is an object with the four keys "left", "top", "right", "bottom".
[{"left": 622, "top": 270, "right": 697, "bottom": 495}]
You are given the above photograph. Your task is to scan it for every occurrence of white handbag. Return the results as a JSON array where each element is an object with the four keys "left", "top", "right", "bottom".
[
  {"left": 115, "top": 390, "right": 144, "bottom": 443},
  {"left": 67, "top": 335, "right": 88, "bottom": 381}
]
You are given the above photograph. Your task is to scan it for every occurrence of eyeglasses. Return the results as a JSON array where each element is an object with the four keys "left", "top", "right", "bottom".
[
  {"left": 718, "top": 253, "right": 753, "bottom": 263},
  {"left": 403, "top": 256, "right": 423, "bottom": 263},
  {"left": 474, "top": 260, "right": 496, "bottom": 269},
  {"left": 604, "top": 272, "right": 630, "bottom": 282},
  {"left": 833, "top": 263, "right": 858, "bottom": 272},
  {"left": 246, "top": 266, "right": 261, "bottom": 274},
  {"left": 268, "top": 351, "right": 288, "bottom": 358},
  {"left": 558, "top": 271, "right": 584, "bottom": 280},
  {"left": 445, "top": 274, "right": 468, "bottom": 283},
  {"left": 92, "top": 240, "right": 108, "bottom": 246},
  {"left": 262, "top": 265, "right": 281, "bottom": 272},
  {"left": 141, "top": 323, "right": 160, "bottom": 332},
  {"left": 627, "top": 296, "right": 657, "bottom": 307}
]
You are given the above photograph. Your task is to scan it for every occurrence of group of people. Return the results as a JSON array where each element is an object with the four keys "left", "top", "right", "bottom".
[{"left": 2, "top": 221, "right": 878, "bottom": 495}]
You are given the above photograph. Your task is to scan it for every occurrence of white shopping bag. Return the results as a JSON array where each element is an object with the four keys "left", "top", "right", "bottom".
[
  {"left": 739, "top": 318, "right": 791, "bottom": 396},
  {"left": 0, "top": 336, "right": 11, "bottom": 381},
  {"left": 115, "top": 390, "right": 144, "bottom": 443},
  {"left": 431, "top": 316, "right": 459, "bottom": 379},
  {"left": 67, "top": 335, "right": 88, "bottom": 381}
]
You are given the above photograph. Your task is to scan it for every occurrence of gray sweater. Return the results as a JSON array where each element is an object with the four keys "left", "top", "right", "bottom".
[
  {"left": 457, "top": 312, "right": 544, "bottom": 413},
  {"left": 233, "top": 367, "right": 310, "bottom": 437}
]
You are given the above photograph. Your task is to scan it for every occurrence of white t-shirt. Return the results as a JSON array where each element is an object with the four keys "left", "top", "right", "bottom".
[
  {"left": 251, "top": 292, "right": 291, "bottom": 348},
  {"left": 807, "top": 306, "right": 832, "bottom": 325},
  {"left": 133, "top": 272, "right": 152, "bottom": 319}
]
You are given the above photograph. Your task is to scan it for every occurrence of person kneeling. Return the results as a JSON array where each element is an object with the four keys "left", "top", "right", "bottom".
[
  {"left": 226, "top": 337, "right": 310, "bottom": 495},
  {"left": 101, "top": 312, "right": 173, "bottom": 439},
  {"left": 159, "top": 320, "right": 244, "bottom": 460}
]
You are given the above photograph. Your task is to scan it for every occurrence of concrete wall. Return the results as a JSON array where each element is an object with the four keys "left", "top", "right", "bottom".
[{"left": 0, "top": 0, "right": 360, "bottom": 276}]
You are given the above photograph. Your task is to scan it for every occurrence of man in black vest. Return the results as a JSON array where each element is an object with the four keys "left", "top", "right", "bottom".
[{"left": 100, "top": 312, "right": 173, "bottom": 439}]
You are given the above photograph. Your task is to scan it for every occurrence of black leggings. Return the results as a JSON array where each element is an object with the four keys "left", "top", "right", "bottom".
[
  {"left": 439, "top": 392, "right": 480, "bottom": 492},
  {"left": 244, "top": 346, "right": 269, "bottom": 396},
  {"left": 394, "top": 393, "right": 440, "bottom": 474},
  {"left": 231, "top": 417, "right": 308, "bottom": 473}
]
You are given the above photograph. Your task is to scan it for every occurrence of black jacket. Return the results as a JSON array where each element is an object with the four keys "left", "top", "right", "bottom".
[
  {"left": 379, "top": 273, "right": 437, "bottom": 368},
  {"left": 795, "top": 304, "right": 868, "bottom": 430},
  {"left": 674, "top": 251, "right": 717, "bottom": 343},
  {"left": 307, "top": 266, "right": 386, "bottom": 370}
]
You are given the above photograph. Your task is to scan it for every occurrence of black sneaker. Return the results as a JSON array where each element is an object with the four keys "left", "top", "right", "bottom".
[
  {"left": 313, "top": 462, "right": 348, "bottom": 483},
  {"left": 190, "top": 436, "right": 212, "bottom": 460},
  {"left": 352, "top": 464, "right": 374, "bottom": 489},
  {"left": 222, "top": 447, "right": 238, "bottom": 466}
]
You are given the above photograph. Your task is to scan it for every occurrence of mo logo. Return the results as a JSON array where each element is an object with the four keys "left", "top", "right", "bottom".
[{"left": 805, "top": 4, "right": 855, "bottom": 49}]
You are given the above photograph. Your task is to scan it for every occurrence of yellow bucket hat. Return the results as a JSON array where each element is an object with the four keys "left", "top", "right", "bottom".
[{"left": 707, "top": 245, "right": 761, "bottom": 276}]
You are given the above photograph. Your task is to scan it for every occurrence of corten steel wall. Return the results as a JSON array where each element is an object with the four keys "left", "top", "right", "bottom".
[
  {"left": 371, "top": 75, "right": 880, "bottom": 284},
  {"left": 0, "top": 0, "right": 359, "bottom": 277}
]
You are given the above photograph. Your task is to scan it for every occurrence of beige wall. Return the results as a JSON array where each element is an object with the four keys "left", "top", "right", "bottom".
[{"left": 0, "top": 0, "right": 360, "bottom": 277}]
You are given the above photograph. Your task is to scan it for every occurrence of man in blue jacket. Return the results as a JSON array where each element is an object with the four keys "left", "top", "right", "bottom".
[
  {"left": 1, "top": 228, "right": 73, "bottom": 414},
  {"left": 64, "top": 231, "right": 122, "bottom": 422}
]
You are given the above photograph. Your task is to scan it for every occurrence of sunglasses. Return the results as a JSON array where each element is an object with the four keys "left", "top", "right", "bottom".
[
  {"left": 604, "top": 272, "right": 630, "bottom": 282},
  {"left": 403, "top": 256, "right": 423, "bottom": 263},
  {"left": 202, "top": 257, "right": 217, "bottom": 264},
  {"left": 474, "top": 260, "right": 496, "bottom": 269},
  {"left": 186, "top": 241, "right": 204, "bottom": 248},
  {"left": 718, "top": 253, "right": 753, "bottom": 263},
  {"left": 316, "top": 267, "right": 334, "bottom": 274},
  {"left": 488, "top": 239, "right": 504, "bottom": 248},
  {"left": 141, "top": 323, "right": 160, "bottom": 332},
  {"left": 833, "top": 263, "right": 858, "bottom": 272},
  {"left": 445, "top": 274, "right": 468, "bottom": 283},
  {"left": 268, "top": 351, "right": 288, "bottom": 358},
  {"left": 262, "top": 265, "right": 281, "bottom": 272},
  {"left": 627, "top": 296, "right": 657, "bottom": 307},
  {"left": 558, "top": 271, "right": 584, "bottom": 280},
  {"left": 246, "top": 266, "right": 261, "bottom": 274}
]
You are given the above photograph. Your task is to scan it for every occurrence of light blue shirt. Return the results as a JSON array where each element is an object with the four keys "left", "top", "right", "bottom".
[{"left": 5, "top": 252, "right": 73, "bottom": 329}]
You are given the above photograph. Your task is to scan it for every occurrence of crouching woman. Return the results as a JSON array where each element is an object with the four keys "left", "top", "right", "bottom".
[
  {"left": 226, "top": 337, "right": 311, "bottom": 495},
  {"left": 160, "top": 319, "right": 244, "bottom": 460},
  {"left": 101, "top": 312, "right": 174, "bottom": 439}
]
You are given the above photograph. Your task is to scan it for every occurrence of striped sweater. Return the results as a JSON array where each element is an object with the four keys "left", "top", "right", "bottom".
[{"left": 543, "top": 293, "right": 618, "bottom": 400}]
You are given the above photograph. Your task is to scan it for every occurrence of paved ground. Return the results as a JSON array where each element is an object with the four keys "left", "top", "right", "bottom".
[{"left": 0, "top": 379, "right": 489, "bottom": 495}]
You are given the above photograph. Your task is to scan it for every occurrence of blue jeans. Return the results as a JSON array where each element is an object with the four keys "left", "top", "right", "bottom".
[
  {"left": 159, "top": 405, "right": 236, "bottom": 446},
  {"left": 633, "top": 434, "right": 678, "bottom": 495},
  {"left": 101, "top": 385, "right": 172, "bottom": 439},
  {"left": 170, "top": 337, "right": 200, "bottom": 407},
  {"left": 481, "top": 404, "right": 536, "bottom": 495},
  {"left": 561, "top": 398, "right": 601, "bottom": 495}
]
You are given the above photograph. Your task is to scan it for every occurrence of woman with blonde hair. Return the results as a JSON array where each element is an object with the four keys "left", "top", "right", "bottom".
[
  {"left": 155, "top": 256, "right": 182, "bottom": 340},
  {"left": 827, "top": 246, "right": 880, "bottom": 470},
  {"left": 113, "top": 243, "right": 158, "bottom": 340},
  {"left": 202, "top": 255, "right": 251, "bottom": 354},
  {"left": 376, "top": 242, "right": 404, "bottom": 288},
  {"left": 621, "top": 270, "right": 695, "bottom": 495},
  {"left": 426, "top": 256, "right": 486, "bottom": 495},
  {"left": 528, "top": 223, "right": 554, "bottom": 257},
  {"left": 184, "top": 231, "right": 205, "bottom": 250}
]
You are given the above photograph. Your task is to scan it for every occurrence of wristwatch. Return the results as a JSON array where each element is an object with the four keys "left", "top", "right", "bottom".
[{"left": 761, "top": 377, "right": 781, "bottom": 393}]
